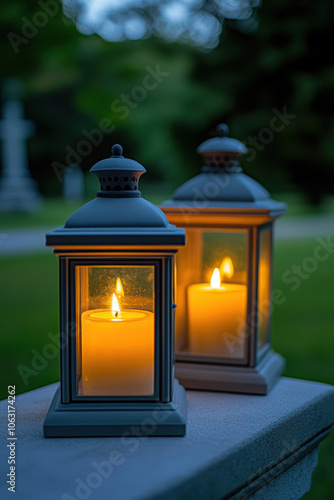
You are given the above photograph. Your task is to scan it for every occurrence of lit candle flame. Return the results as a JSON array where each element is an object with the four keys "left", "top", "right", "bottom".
[
  {"left": 220, "top": 257, "right": 234, "bottom": 280},
  {"left": 111, "top": 293, "right": 121, "bottom": 318},
  {"left": 210, "top": 268, "right": 221, "bottom": 289},
  {"left": 115, "top": 277, "right": 124, "bottom": 297}
]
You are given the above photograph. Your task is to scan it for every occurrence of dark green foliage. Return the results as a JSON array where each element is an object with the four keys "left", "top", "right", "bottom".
[{"left": 1, "top": 0, "right": 334, "bottom": 204}]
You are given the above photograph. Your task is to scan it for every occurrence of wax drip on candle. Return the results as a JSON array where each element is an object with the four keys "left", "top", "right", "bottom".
[
  {"left": 220, "top": 257, "right": 234, "bottom": 281},
  {"left": 210, "top": 268, "right": 221, "bottom": 289},
  {"left": 111, "top": 293, "right": 121, "bottom": 318}
]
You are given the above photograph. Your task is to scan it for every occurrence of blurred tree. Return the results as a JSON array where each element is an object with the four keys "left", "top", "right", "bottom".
[
  {"left": 1, "top": 0, "right": 333, "bottom": 204},
  {"left": 196, "top": 0, "right": 334, "bottom": 205},
  {"left": 0, "top": 0, "right": 89, "bottom": 195},
  {"left": 63, "top": 0, "right": 260, "bottom": 50},
  {"left": 63, "top": 0, "right": 334, "bottom": 204}
]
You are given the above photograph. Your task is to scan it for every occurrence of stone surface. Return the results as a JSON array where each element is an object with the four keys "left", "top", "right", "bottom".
[
  {"left": 0, "top": 378, "right": 333, "bottom": 500},
  {"left": 247, "top": 450, "right": 318, "bottom": 500}
]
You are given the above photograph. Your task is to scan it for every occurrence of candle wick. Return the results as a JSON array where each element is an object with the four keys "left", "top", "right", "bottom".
[{"left": 114, "top": 311, "right": 119, "bottom": 318}]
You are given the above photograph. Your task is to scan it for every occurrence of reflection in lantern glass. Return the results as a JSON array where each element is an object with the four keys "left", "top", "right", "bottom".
[
  {"left": 174, "top": 229, "right": 248, "bottom": 359},
  {"left": 116, "top": 277, "right": 124, "bottom": 298},
  {"left": 220, "top": 257, "right": 234, "bottom": 281}
]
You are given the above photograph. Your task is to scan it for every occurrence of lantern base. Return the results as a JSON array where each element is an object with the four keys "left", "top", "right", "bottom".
[
  {"left": 43, "top": 379, "right": 186, "bottom": 437},
  {"left": 175, "top": 349, "right": 285, "bottom": 395}
]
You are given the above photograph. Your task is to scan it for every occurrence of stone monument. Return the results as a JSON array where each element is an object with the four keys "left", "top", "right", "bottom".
[{"left": 0, "top": 78, "right": 42, "bottom": 212}]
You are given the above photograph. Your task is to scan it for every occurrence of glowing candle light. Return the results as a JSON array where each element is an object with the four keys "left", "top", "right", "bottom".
[
  {"left": 81, "top": 281, "right": 154, "bottom": 396},
  {"left": 111, "top": 292, "right": 121, "bottom": 318},
  {"left": 211, "top": 268, "right": 221, "bottom": 288},
  {"left": 187, "top": 258, "right": 247, "bottom": 357}
]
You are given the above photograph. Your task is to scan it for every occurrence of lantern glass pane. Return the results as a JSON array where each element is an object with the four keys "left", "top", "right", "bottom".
[
  {"left": 257, "top": 228, "right": 272, "bottom": 350},
  {"left": 75, "top": 265, "right": 155, "bottom": 396},
  {"left": 175, "top": 229, "right": 248, "bottom": 360}
]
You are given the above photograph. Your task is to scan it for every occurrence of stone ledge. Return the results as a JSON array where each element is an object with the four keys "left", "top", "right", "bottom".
[{"left": 0, "top": 377, "right": 333, "bottom": 500}]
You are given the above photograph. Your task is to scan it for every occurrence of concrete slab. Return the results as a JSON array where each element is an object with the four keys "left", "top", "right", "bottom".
[{"left": 0, "top": 377, "right": 333, "bottom": 500}]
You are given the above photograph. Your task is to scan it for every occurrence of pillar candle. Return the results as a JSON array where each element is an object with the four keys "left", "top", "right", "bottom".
[
  {"left": 187, "top": 267, "right": 247, "bottom": 357},
  {"left": 80, "top": 308, "right": 154, "bottom": 396}
]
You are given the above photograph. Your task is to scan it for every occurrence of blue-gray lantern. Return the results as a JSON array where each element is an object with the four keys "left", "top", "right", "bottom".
[
  {"left": 44, "top": 144, "right": 186, "bottom": 437},
  {"left": 161, "top": 125, "right": 286, "bottom": 394}
]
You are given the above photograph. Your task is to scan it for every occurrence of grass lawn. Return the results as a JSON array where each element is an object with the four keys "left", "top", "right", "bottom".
[{"left": 0, "top": 238, "right": 333, "bottom": 498}]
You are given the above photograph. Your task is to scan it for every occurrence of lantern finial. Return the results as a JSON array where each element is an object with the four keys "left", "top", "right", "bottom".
[
  {"left": 111, "top": 144, "right": 123, "bottom": 156},
  {"left": 197, "top": 123, "right": 248, "bottom": 174},
  {"left": 216, "top": 123, "right": 229, "bottom": 137},
  {"left": 197, "top": 123, "right": 247, "bottom": 174},
  {"left": 63, "top": 143, "right": 178, "bottom": 230},
  {"left": 89, "top": 143, "right": 146, "bottom": 197}
]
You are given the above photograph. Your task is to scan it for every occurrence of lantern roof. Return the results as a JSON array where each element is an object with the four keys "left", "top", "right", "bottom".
[
  {"left": 46, "top": 144, "right": 186, "bottom": 247},
  {"left": 162, "top": 124, "right": 286, "bottom": 218}
]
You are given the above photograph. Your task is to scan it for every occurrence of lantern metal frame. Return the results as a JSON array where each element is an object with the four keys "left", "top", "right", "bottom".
[
  {"left": 44, "top": 144, "right": 187, "bottom": 437},
  {"left": 161, "top": 125, "right": 286, "bottom": 395}
]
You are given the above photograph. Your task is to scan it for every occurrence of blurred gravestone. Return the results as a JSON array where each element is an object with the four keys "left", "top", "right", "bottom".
[
  {"left": 0, "top": 78, "right": 42, "bottom": 212},
  {"left": 63, "top": 166, "right": 84, "bottom": 202}
]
